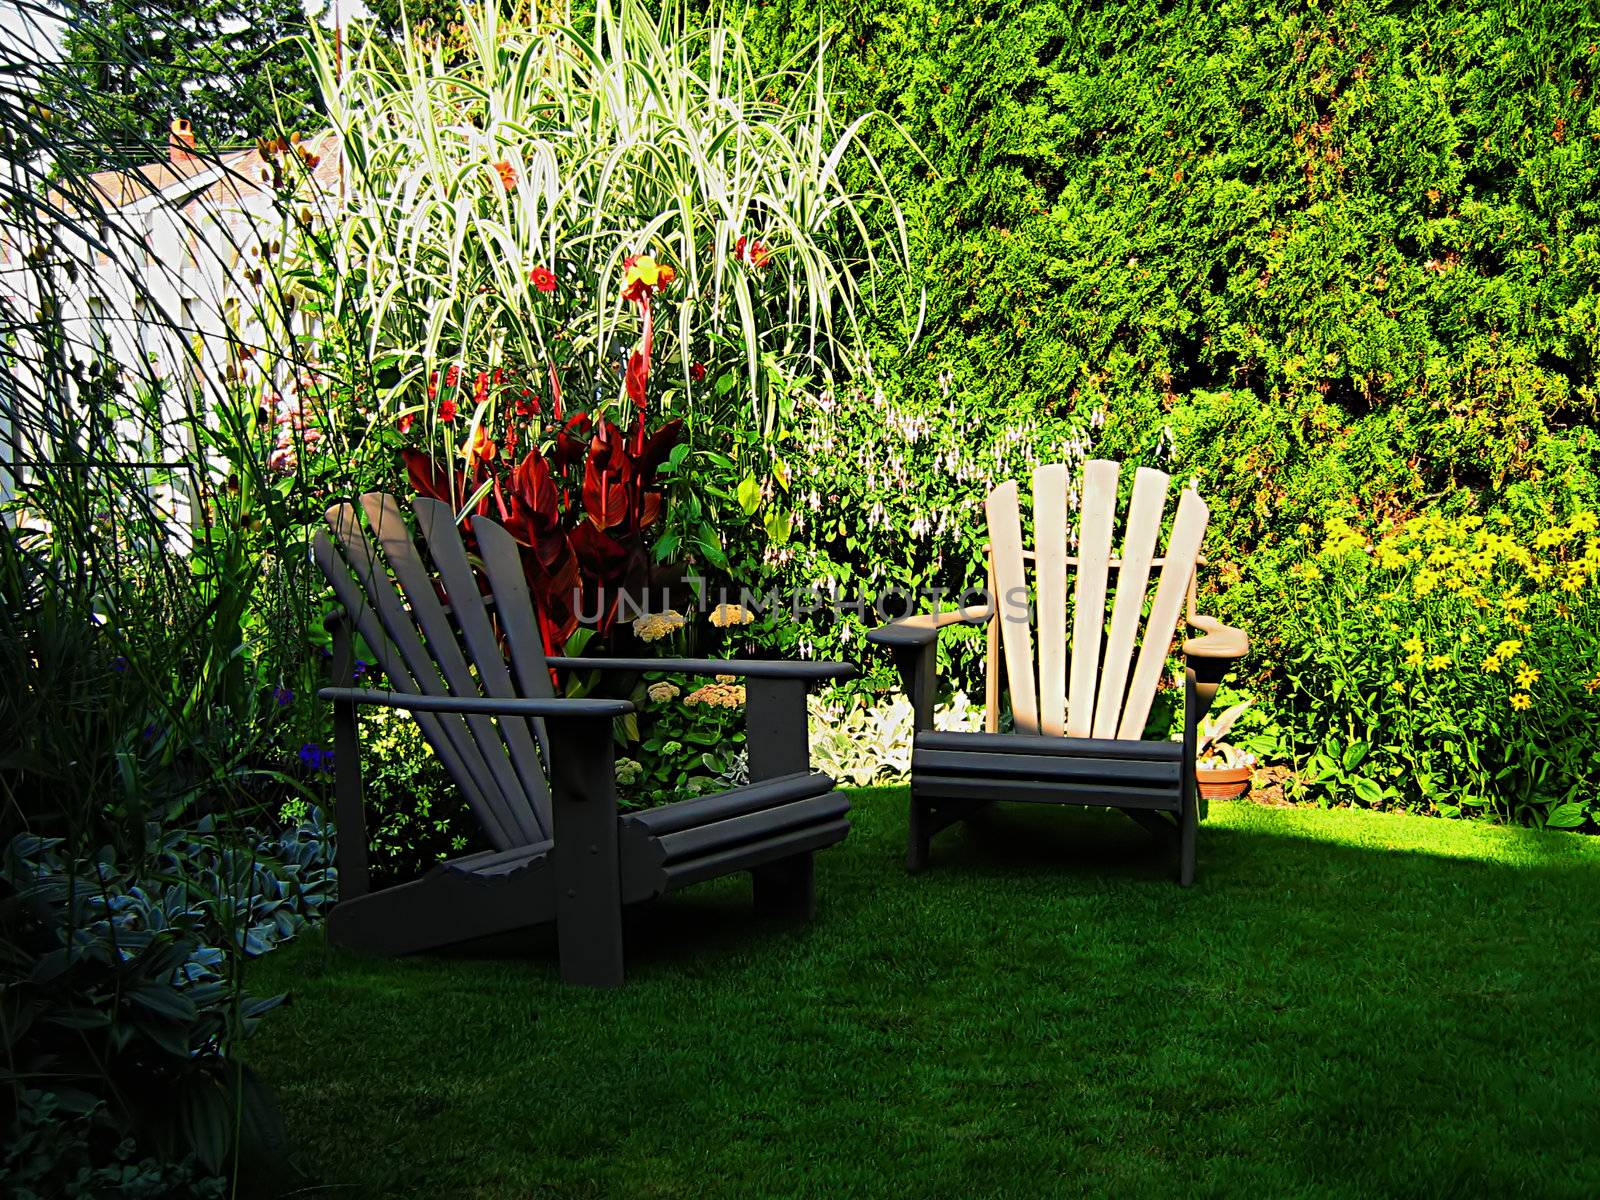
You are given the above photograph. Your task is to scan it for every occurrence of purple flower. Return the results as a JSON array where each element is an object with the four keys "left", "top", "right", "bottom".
[
  {"left": 112, "top": 656, "right": 129, "bottom": 672},
  {"left": 299, "top": 742, "right": 323, "bottom": 769},
  {"left": 353, "top": 659, "right": 369, "bottom": 680},
  {"left": 272, "top": 685, "right": 294, "bottom": 707}
]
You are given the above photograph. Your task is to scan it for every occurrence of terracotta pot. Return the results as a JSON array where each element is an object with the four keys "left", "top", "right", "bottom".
[{"left": 1196, "top": 763, "right": 1252, "bottom": 801}]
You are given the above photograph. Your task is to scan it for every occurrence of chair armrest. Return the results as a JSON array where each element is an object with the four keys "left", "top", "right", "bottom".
[
  {"left": 1183, "top": 615, "right": 1249, "bottom": 663},
  {"left": 546, "top": 657, "right": 857, "bottom": 682},
  {"left": 318, "top": 688, "right": 634, "bottom": 719},
  {"left": 1181, "top": 615, "right": 1248, "bottom": 730},
  {"left": 866, "top": 604, "right": 993, "bottom": 649}
]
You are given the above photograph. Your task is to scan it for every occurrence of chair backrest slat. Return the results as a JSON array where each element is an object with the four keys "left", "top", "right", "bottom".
[
  {"left": 985, "top": 460, "right": 1209, "bottom": 745},
  {"left": 986, "top": 479, "right": 1039, "bottom": 735},
  {"left": 472, "top": 515, "right": 555, "bottom": 766},
  {"left": 314, "top": 523, "right": 522, "bottom": 849},
  {"left": 1092, "top": 467, "right": 1170, "bottom": 739},
  {"left": 352, "top": 494, "right": 544, "bottom": 847},
  {"left": 1066, "top": 459, "right": 1119, "bottom": 737},
  {"left": 1115, "top": 487, "right": 1208, "bottom": 739},
  {"left": 1031, "top": 465, "right": 1070, "bottom": 736},
  {"left": 412, "top": 498, "right": 552, "bottom": 840}
]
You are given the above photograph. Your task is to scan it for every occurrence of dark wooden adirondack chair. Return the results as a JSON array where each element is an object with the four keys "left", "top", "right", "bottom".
[
  {"left": 313, "top": 493, "right": 854, "bottom": 986},
  {"left": 868, "top": 460, "right": 1248, "bottom": 885}
]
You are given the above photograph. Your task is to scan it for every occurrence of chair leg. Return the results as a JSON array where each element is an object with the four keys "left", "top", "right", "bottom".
[
  {"left": 547, "top": 714, "right": 626, "bottom": 987},
  {"left": 557, "top": 886, "right": 625, "bottom": 987},
  {"left": 753, "top": 852, "right": 816, "bottom": 919},
  {"left": 906, "top": 795, "right": 931, "bottom": 872},
  {"left": 1178, "top": 794, "right": 1198, "bottom": 888}
]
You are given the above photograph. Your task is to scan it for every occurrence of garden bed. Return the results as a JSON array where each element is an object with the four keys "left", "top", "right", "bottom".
[{"left": 245, "top": 791, "right": 1600, "bottom": 1198}]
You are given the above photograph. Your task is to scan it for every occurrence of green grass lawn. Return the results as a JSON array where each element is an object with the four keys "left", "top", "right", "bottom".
[{"left": 245, "top": 791, "right": 1600, "bottom": 1199}]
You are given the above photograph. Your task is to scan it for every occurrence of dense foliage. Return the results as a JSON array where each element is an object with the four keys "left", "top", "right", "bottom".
[{"left": 719, "top": 0, "right": 1600, "bottom": 822}]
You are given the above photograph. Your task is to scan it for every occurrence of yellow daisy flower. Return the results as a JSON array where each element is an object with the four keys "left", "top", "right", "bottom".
[
  {"left": 1509, "top": 692, "right": 1532, "bottom": 711},
  {"left": 1514, "top": 662, "right": 1540, "bottom": 688}
]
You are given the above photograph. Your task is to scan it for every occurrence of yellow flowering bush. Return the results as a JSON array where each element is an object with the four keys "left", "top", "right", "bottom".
[{"left": 1273, "top": 511, "right": 1600, "bottom": 828}]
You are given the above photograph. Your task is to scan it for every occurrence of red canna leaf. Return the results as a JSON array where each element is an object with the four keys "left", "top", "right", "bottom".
[{"left": 401, "top": 448, "right": 458, "bottom": 506}]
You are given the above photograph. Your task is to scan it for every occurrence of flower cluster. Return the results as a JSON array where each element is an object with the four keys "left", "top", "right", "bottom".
[
  {"left": 684, "top": 681, "right": 746, "bottom": 708},
  {"left": 709, "top": 603, "right": 754, "bottom": 628},
  {"left": 633, "top": 610, "right": 687, "bottom": 642},
  {"left": 266, "top": 385, "right": 323, "bottom": 473}
]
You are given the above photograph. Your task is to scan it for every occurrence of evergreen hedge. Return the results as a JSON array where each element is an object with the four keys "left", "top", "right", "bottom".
[{"left": 737, "top": 0, "right": 1600, "bottom": 585}]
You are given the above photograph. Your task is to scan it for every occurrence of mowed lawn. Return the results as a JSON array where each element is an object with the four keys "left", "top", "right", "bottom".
[{"left": 244, "top": 790, "right": 1600, "bottom": 1199}]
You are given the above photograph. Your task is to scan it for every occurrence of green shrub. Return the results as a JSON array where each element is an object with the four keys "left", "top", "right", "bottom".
[{"left": 338, "top": 707, "right": 486, "bottom": 887}]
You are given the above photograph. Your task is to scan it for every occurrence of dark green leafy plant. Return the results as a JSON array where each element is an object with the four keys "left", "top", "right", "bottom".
[{"left": 615, "top": 675, "right": 749, "bottom": 809}]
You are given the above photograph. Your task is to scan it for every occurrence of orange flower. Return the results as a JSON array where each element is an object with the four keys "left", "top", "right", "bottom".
[
  {"left": 529, "top": 266, "right": 557, "bottom": 293},
  {"left": 493, "top": 160, "right": 516, "bottom": 190},
  {"left": 621, "top": 253, "right": 676, "bottom": 303},
  {"left": 468, "top": 426, "right": 497, "bottom": 464}
]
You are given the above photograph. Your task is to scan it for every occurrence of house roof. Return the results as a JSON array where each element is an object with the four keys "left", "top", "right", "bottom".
[{"left": 45, "top": 131, "right": 343, "bottom": 219}]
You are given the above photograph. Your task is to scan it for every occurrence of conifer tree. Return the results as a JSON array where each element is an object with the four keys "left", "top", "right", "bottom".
[{"left": 41, "top": 0, "right": 318, "bottom": 173}]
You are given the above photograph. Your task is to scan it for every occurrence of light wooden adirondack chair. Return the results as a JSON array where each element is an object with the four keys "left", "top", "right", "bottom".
[
  {"left": 313, "top": 493, "right": 854, "bottom": 986},
  {"left": 867, "top": 460, "right": 1248, "bottom": 885}
]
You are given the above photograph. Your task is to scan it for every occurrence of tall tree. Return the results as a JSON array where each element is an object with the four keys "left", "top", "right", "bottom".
[{"left": 40, "top": 0, "right": 318, "bottom": 174}]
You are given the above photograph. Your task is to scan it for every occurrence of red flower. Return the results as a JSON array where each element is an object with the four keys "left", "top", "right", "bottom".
[
  {"left": 735, "top": 235, "right": 771, "bottom": 268},
  {"left": 427, "top": 371, "right": 438, "bottom": 400},
  {"left": 690, "top": 361, "right": 707, "bottom": 382},
  {"left": 439, "top": 396, "right": 458, "bottom": 424},
  {"left": 445, "top": 365, "right": 461, "bottom": 389},
  {"left": 504, "top": 423, "right": 519, "bottom": 453},
  {"left": 397, "top": 412, "right": 415, "bottom": 434},
  {"left": 529, "top": 266, "right": 558, "bottom": 293},
  {"left": 625, "top": 350, "right": 649, "bottom": 409},
  {"left": 516, "top": 395, "right": 541, "bottom": 418},
  {"left": 493, "top": 160, "right": 516, "bottom": 190},
  {"left": 473, "top": 371, "right": 489, "bottom": 405}
]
